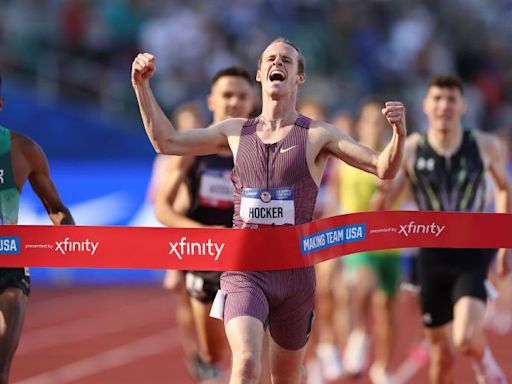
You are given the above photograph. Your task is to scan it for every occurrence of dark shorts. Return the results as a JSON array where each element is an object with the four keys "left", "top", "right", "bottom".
[
  {"left": 417, "top": 248, "right": 494, "bottom": 328},
  {"left": 220, "top": 267, "right": 316, "bottom": 351},
  {"left": 0, "top": 268, "right": 31, "bottom": 296},
  {"left": 185, "top": 271, "right": 222, "bottom": 303}
]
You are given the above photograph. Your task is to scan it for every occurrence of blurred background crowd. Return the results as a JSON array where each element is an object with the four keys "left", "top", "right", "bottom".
[
  {"left": 1, "top": 0, "right": 512, "bottom": 283},
  {"left": 2, "top": 0, "right": 512, "bottom": 134}
]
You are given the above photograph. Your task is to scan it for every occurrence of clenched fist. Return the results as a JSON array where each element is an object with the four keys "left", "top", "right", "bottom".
[
  {"left": 381, "top": 101, "right": 407, "bottom": 138},
  {"left": 131, "top": 53, "right": 156, "bottom": 88}
]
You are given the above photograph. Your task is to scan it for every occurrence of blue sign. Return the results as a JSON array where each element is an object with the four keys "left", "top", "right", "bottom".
[{"left": 301, "top": 224, "right": 366, "bottom": 255}]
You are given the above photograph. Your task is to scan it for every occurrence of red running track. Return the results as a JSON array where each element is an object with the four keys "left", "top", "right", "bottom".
[{"left": 11, "top": 286, "right": 512, "bottom": 384}]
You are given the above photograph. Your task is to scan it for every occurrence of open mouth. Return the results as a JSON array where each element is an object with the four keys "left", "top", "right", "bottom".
[{"left": 269, "top": 71, "right": 285, "bottom": 82}]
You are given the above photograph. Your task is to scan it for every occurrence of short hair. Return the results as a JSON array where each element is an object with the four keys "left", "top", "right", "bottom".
[
  {"left": 211, "top": 66, "right": 253, "bottom": 87},
  {"left": 427, "top": 75, "right": 464, "bottom": 94},
  {"left": 258, "top": 37, "right": 306, "bottom": 75}
]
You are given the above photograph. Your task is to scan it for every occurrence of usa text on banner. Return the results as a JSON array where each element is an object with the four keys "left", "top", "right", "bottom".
[{"left": 0, "top": 211, "right": 509, "bottom": 271}]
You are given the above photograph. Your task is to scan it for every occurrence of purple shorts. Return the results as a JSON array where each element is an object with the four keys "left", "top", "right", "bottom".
[{"left": 220, "top": 267, "right": 315, "bottom": 350}]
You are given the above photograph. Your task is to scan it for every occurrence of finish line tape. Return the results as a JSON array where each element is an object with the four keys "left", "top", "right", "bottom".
[{"left": 0, "top": 211, "right": 509, "bottom": 271}]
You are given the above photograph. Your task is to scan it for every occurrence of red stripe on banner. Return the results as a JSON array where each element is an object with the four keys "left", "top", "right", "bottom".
[{"left": 0, "top": 211, "right": 509, "bottom": 271}]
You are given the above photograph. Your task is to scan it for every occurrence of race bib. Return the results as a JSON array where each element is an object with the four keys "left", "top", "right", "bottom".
[
  {"left": 240, "top": 188, "right": 295, "bottom": 225},
  {"left": 199, "top": 168, "right": 234, "bottom": 209}
]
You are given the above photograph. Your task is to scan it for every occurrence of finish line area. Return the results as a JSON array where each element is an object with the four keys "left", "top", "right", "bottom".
[
  {"left": 3, "top": 211, "right": 512, "bottom": 383},
  {"left": 10, "top": 286, "right": 512, "bottom": 384},
  {"left": 2, "top": 211, "right": 510, "bottom": 271}
]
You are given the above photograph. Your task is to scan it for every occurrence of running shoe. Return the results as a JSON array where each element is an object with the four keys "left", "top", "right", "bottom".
[
  {"left": 369, "top": 363, "right": 393, "bottom": 384},
  {"left": 472, "top": 355, "right": 508, "bottom": 384},
  {"left": 343, "top": 330, "right": 369, "bottom": 376},
  {"left": 306, "top": 358, "right": 325, "bottom": 384},
  {"left": 316, "top": 342, "right": 344, "bottom": 380},
  {"left": 186, "top": 354, "right": 220, "bottom": 381}
]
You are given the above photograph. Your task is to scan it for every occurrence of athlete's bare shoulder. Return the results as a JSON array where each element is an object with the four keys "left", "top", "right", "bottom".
[
  {"left": 220, "top": 117, "right": 247, "bottom": 136},
  {"left": 473, "top": 129, "right": 504, "bottom": 162},
  {"left": 10, "top": 131, "right": 46, "bottom": 165},
  {"left": 307, "top": 119, "right": 345, "bottom": 147},
  {"left": 10, "top": 130, "right": 33, "bottom": 145},
  {"left": 405, "top": 131, "right": 422, "bottom": 149},
  {"left": 402, "top": 132, "right": 422, "bottom": 169},
  {"left": 473, "top": 129, "right": 501, "bottom": 148},
  {"left": 213, "top": 117, "right": 248, "bottom": 158}
]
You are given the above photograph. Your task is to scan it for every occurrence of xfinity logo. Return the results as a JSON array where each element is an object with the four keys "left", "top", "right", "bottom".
[
  {"left": 55, "top": 238, "right": 99, "bottom": 255},
  {"left": 169, "top": 237, "right": 225, "bottom": 261},
  {"left": 398, "top": 221, "right": 445, "bottom": 237}
]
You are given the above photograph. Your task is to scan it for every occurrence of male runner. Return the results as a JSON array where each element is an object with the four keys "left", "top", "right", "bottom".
[
  {"left": 132, "top": 38, "right": 406, "bottom": 384},
  {"left": 154, "top": 66, "right": 256, "bottom": 379},
  {"left": 376, "top": 75, "right": 509, "bottom": 384},
  {"left": 0, "top": 74, "right": 74, "bottom": 384}
]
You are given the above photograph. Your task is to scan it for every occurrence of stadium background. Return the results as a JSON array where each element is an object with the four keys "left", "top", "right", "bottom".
[
  {"left": 2, "top": 0, "right": 511, "bottom": 284},
  {"left": 1, "top": 1, "right": 512, "bottom": 383}
]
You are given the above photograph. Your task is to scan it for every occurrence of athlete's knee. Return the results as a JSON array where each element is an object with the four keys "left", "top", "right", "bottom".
[
  {"left": 232, "top": 351, "right": 261, "bottom": 381},
  {"left": 453, "top": 332, "right": 480, "bottom": 355},
  {"left": 430, "top": 343, "right": 454, "bottom": 371}
]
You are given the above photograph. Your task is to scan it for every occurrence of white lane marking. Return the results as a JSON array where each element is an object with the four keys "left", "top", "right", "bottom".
[
  {"left": 19, "top": 295, "right": 174, "bottom": 355},
  {"left": 14, "top": 328, "right": 180, "bottom": 384}
]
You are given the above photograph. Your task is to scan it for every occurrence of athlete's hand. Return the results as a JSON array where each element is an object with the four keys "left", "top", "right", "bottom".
[
  {"left": 496, "top": 249, "right": 510, "bottom": 278},
  {"left": 382, "top": 101, "right": 407, "bottom": 137},
  {"left": 131, "top": 53, "right": 156, "bottom": 88}
]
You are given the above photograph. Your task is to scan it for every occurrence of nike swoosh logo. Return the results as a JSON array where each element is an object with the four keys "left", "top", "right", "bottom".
[{"left": 279, "top": 145, "right": 297, "bottom": 154}]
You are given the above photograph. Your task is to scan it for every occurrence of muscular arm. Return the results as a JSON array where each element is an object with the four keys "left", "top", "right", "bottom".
[
  {"left": 154, "top": 156, "right": 200, "bottom": 228},
  {"left": 370, "top": 134, "right": 417, "bottom": 210},
  {"left": 479, "top": 132, "right": 511, "bottom": 276},
  {"left": 322, "top": 102, "right": 406, "bottom": 180},
  {"left": 483, "top": 136, "right": 511, "bottom": 215},
  {"left": 23, "top": 139, "right": 74, "bottom": 225},
  {"left": 131, "top": 53, "right": 239, "bottom": 156},
  {"left": 153, "top": 155, "right": 210, "bottom": 228}
]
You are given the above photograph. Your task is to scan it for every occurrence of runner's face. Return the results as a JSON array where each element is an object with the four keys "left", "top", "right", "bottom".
[
  {"left": 208, "top": 76, "right": 254, "bottom": 122},
  {"left": 257, "top": 42, "right": 304, "bottom": 98},
  {"left": 423, "top": 86, "right": 465, "bottom": 131}
]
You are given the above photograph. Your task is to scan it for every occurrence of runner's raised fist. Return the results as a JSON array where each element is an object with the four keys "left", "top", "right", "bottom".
[
  {"left": 381, "top": 101, "right": 407, "bottom": 137},
  {"left": 131, "top": 53, "right": 156, "bottom": 88}
]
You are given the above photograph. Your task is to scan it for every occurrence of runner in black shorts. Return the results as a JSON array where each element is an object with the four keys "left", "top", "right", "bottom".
[
  {"left": 152, "top": 67, "right": 256, "bottom": 380},
  {"left": 376, "top": 75, "right": 510, "bottom": 384},
  {"left": 0, "top": 74, "right": 74, "bottom": 383},
  {"left": 418, "top": 248, "right": 495, "bottom": 328}
]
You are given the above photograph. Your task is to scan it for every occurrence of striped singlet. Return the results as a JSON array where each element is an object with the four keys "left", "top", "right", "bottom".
[
  {"left": 220, "top": 115, "right": 318, "bottom": 351},
  {"left": 232, "top": 115, "right": 318, "bottom": 228}
]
